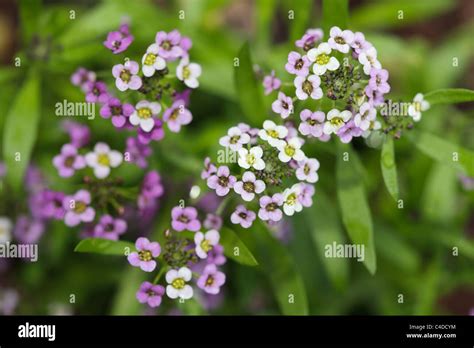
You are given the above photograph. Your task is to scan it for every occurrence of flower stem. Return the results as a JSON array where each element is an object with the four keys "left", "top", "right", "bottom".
[{"left": 153, "top": 266, "right": 167, "bottom": 284}]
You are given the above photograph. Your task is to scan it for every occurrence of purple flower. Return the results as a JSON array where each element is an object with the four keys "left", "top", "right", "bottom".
[
  {"left": 127, "top": 237, "right": 161, "bottom": 272},
  {"left": 298, "top": 109, "right": 325, "bottom": 137},
  {"left": 125, "top": 137, "right": 152, "bottom": 169},
  {"left": 201, "top": 157, "right": 217, "bottom": 180},
  {"left": 179, "top": 35, "right": 192, "bottom": 56},
  {"left": 285, "top": 51, "right": 310, "bottom": 76},
  {"left": 13, "top": 216, "right": 44, "bottom": 244},
  {"left": 262, "top": 70, "right": 281, "bottom": 95},
  {"left": 258, "top": 194, "right": 284, "bottom": 222},
  {"left": 237, "top": 123, "right": 259, "bottom": 144},
  {"left": 296, "top": 28, "right": 323, "bottom": 51},
  {"left": 100, "top": 97, "right": 134, "bottom": 128},
  {"left": 294, "top": 74, "right": 323, "bottom": 100},
  {"left": 206, "top": 244, "right": 226, "bottom": 265},
  {"left": 84, "top": 81, "right": 109, "bottom": 104},
  {"left": 230, "top": 205, "right": 256, "bottom": 229},
  {"left": 233, "top": 171, "right": 265, "bottom": 202},
  {"left": 337, "top": 120, "right": 364, "bottom": 143},
  {"left": 368, "top": 68, "right": 390, "bottom": 94},
  {"left": 53, "top": 143, "right": 86, "bottom": 178},
  {"left": 138, "top": 171, "right": 164, "bottom": 211},
  {"left": 207, "top": 166, "right": 236, "bottom": 196},
  {"left": 459, "top": 174, "right": 474, "bottom": 191},
  {"left": 63, "top": 190, "right": 95, "bottom": 227},
  {"left": 112, "top": 60, "right": 142, "bottom": 91},
  {"left": 163, "top": 99, "right": 192, "bottom": 133},
  {"left": 62, "top": 121, "right": 90, "bottom": 148},
  {"left": 137, "top": 119, "right": 165, "bottom": 144},
  {"left": 171, "top": 206, "right": 201, "bottom": 232},
  {"left": 155, "top": 30, "right": 184, "bottom": 61},
  {"left": 173, "top": 89, "right": 192, "bottom": 106},
  {"left": 365, "top": 85, "right": 385, "bottom": 106},
  {"left": 71, "top": 68, "right": 96, "bottom": 92},
  {"left": 296, "top": 158, "right": 320, "bottom": 183},
  {"left": 272, "top": 92, "right": 293, "bottom": 119},
  {"left": 196, "top": 264, "right": 226, "bottom": 295},
  {"left": 103, "top": 30, "right": 133, "bottom": 54},
  {"left": 93, "top": 214, "right": 127, "bottom": 240},
  {"left": 328, "top": 26, "right": 354, "bottom": 53},
  {"left": 136, "top": 281, "right": 165, "bottom": 308},
  {"left": 37, "top": 190, "right": 66, "bottom": 220},
  {"left": 350, "top": 31, "right": 371, "bottom": 57},
  {"left": 25, "top": 165, "right": 45, "bottom": 193},
  {"left": 204, "top": 214, "right": 222, "bottom": 230},
  {"left": 298, "top": 183, "right": 315, "bottom": 207}
]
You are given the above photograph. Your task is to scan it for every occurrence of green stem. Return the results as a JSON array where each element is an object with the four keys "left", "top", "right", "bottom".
[
  {"left": 216, "top": 195, "right": 232, "bottom": 216},
  {"left": 153, "top": 265, "right": 167, "bottom": 284}
]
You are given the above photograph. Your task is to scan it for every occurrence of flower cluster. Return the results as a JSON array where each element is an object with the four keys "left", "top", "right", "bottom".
[
  {"left": 52, "top": 121, "right": 164, "bottom": 240},
  {"left": 262, "top": 26, "right": 430, "bottom": 143},
  {"left": 71, "top": 27, "right": 201, "bottom": 149},
  {"left": 204, "top": 120, "right": 317, "bottom": 229},
  {"left": 128, "top": 205, "right": 226, "bottom": 308}
]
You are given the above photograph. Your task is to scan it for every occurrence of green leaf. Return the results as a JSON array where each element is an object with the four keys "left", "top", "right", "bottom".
[
  {"left": 3, "top": 69, "right": 41, "bottom": 192},
  {"left": 336, "top": 144, "right": 377, "bottom": 275},
  {"left": 234, "top": 42, "right": 267, "bottom": 126},
  {"left": 251, "top": 221, "right": 308, "bottom": 315},
  {"left": 287, "top": 0, "right": 313, "bottom": 42},
  {"left": 177, "top": 297, "right": 206, "bottom": 315},
  {"left": 111, "top": 267, "right": 146, "bottom": 315},
  {"left": 424, "top": 88, "right": 474, "bottom": 105},
  {"left": 408, "top": 130, "right": 474, "bottom": 177},
  {"left": 380, "top": 137, "right": 399, "bottom": 201},
  {"left": 303, "top": 191, "right": 349, "bottom": 290},
  {"left": 322, "top": 0, "right": 348, "bottom": 33},
  {"left": 74, "top": 238, "right": 135, "bottom": 256},
  {"left": 422, "top": 163, "right": 458, "bottom": 223},
  {"left": 19, "top": 0, "right": 42, "bottom": 45},
  {"left": 220, "top": 227, "right": 258, "bottom": 266},
  {"left": 351, "top": 0, "right": 455, "bottom": 30}
]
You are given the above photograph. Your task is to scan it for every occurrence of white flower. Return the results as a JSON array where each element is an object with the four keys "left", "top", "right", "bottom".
[
  {"left": 328, "top": 26, "right": 354, "bottom": 53},
  {"left": 282, "top": 184, "right": 303, "bottom": 216},
  {"left": 141, "top": 43, "right": 166, "bottom": 77},
  {"left": 176, "top": 57, "right": 201, "bottom": 88},
  {"left": 276, "top": 138, "right": 305, "bottom": 163},
  {"left": 238, "top": 146, "right": 265, "bottom": 170},
  {"left": 362, "top": 120, "right": 382, "bottom": 138},
  {"left": 166, "top": 267, "right": 193, "bottom": 300},
  {"left": 219, "top": 126, "right": 250, "bottom": 151},
  {"left": 354, "top": 102, "right": 376, "bottom": 131},
  {"left": 323, "top": 109, "right": 352, "bottom": 135},
  {"left": 358, "top": 46, "right": 381, "bottom": 75},
  {"left": 194, "top": 230, "right": 220, "bottom": 259},
  {"left": 408, "top": 93, "right": 430, "bottom": 122},
  {"left": 0, "top": 217, "right": 12, "bottom": 244},
  {"left": 258, "top": 120, "right": 288, "bottom": 147},
  {"left": 130, "top": 100, "right": 161, "bottom": 132},
  {"left": 307, "top": 43, "right": 340, "bottom": 75},
  {"left": 85, "top": 143, "right": 123, "bottom": 179}
]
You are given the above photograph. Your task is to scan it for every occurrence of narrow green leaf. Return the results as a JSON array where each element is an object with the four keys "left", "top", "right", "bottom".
[
  {"left": 408, "top": 130, "right": 474, "bottom": 177},
  {"left": 74, "top": 238, "right": 134, "bottom": 256},
  {"left": 422, "top": 163, "right": 458, "bottom": 223},
  {"left": 19, "top": 0, "right": 42, "bottom": 45},
  {"left": 303, "top": 191, "right": 349, "bottom": 290},
  {"left": 252, "top": 221, "right": 308, "bottom": 315},
  {"left": 336, "top": 144, "right": 377, "bottom": 275},
  {"left": 424, "top": 88, "right": 474, "bottom": 105},
  {"left": 234, "top": 42, "right": 266, "bottom": 126},
  {"left": 220, "top": 227, "right": 258, "bottom": 266},
  {"left": 3, "top": 69, "right": 41, "bottom": 192},
  {"left": 380, "top": 137, "right": 399, "bottom": 201},
  {"left": 351, "top": 0, "right": 455, "bottom": 30},
  {"left": 322, "top": 0, "right": 349, "bottom": 34}
]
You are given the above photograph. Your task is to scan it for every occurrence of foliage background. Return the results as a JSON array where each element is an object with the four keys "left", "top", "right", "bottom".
[{"left": 0, "top": 0, "right": 473, "bottom": 315}]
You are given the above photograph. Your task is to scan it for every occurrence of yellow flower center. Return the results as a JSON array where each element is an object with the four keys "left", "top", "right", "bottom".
[
  {"left": 138, "top": 107, "right": 152, "bottom": 119},
  {"left": 230, "top": 135, "right": 240, "bottom": 144},
  {"left": 119, "top": 69, "right": 131, "bottom": 82},
  {"left": 414, "top": 101, "right": 422, "bottom": 112},
  {"left": 246, "top": 153, "right": 256, "bottom": 165},
  {"left": 284, "top": 145, "right": 295, "bottom": 157},
  {"left": 330, "top": 117, "right": 344, "bottom": 127},
  {"left": 267, "top": 129, "right": 279, "bottom": 138},
  {"left": 243, "top": 181, "right": 255, "bottom": 193},
  {"left": 74, "top": 201, "right": 87, "bottom": 214},
  {"left": 172, "top": 278, "right": 185, "bottom": 289},
  {"left": 98, "top": 153, "right": 110, "bottom": 166},
  {"left": 205, "top": 276, "right": 214, "bottom": 286},
  {"left": 200, "top": 239, "right": 212, "bottom": 253},
  {"left": 286, "top": 192, "right": 297, "bottom": 206},
  {"left": 302, "top": 80, "right": 313, "bottom": 94},
  {"left": 138, "top": 250, "right": 152, "bottom": 262},
  {"left": 316, "top": 53, "right": 330, "bottom": 65},
  {"left": 304, "top": 164, "right": 310, "bottom": 175},
  {"left": 144, "top": 53, "right": 156, "bottom": 66},
  {"left": 182, "top": 66, "right": 191, "bottom": 79},
  {"left": 335, "top": 36, "right": 345, "bottom": 44}
]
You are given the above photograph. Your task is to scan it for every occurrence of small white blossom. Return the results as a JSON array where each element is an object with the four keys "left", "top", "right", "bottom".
[
  {"left": 85, "top": 143, "right": 123, "bottom": 179},
  {"left": 141, "top": 43, "right": 167, "bottom": 77},
  {"left": 323, "top": 109, "right": 352, "bottom": 135},
  {"left": 0, "top": 217, "right": 12, "bottom": 244},
  {"left": 282, "top": 184, "right": 303, "bottom": 216},
  {"left": 358, "top": 47, "right": 381, "bottom": 75},
  {"left": 258, "top": 120, "right": 288, "bottom": 147},
  {"left": 307, "top": 43, "right": 340, "bottom": 75},
  {"left": 166, "top": 267, "right": 193, "bottom": 300},
  {"left": 219, "top": 126, "right": 251, "bottom": 151},
  {"left": 408, "top": 93, "right": 430, "bottom": 122},
  {"left": 194, "top": 230, "right": 220, "bottom": 259},
  {"left": 238, "top": 146, "right": 265, "bottom": 170},
  {"left": 130, "top": 100, "right": 161, "bottom": 133},
  {"left": 177, "top": 57, "right": 201, "bottom": 88},
  {"left": 277, "top": 138, "right": 305, "bottom": 163}
]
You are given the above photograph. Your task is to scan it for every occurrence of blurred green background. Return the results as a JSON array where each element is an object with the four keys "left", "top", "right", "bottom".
[{"left": 0, "top": 0, "right": 473, "bottom": 315}]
